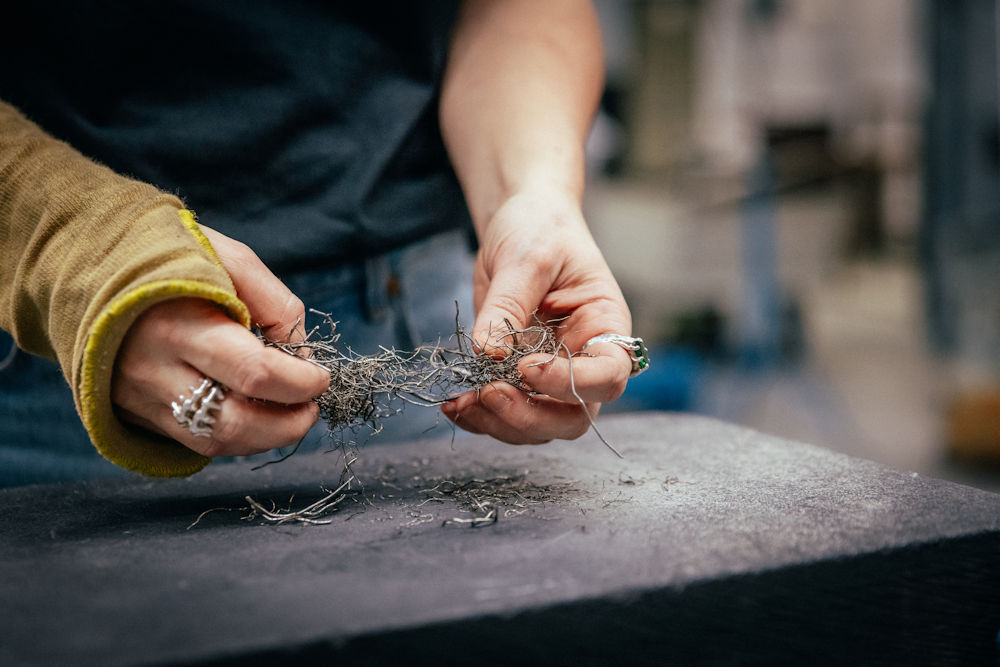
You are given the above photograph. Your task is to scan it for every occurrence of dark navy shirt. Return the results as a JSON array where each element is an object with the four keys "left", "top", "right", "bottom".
[{"left": 2, "top": 1, "right": 470, "bottom": 275}]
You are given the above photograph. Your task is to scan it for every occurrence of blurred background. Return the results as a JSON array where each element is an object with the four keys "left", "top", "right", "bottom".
[{"left": 585, "top": 0, "right": 1000, "bottom": 491}]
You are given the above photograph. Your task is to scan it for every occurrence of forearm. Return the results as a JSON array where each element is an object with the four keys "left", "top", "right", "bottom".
[
  {"left": 0, "top": 100, "right": 249, "bottom": 476},
  {"left": 440, "top": 0, "right": 604, "bottom": 230}
]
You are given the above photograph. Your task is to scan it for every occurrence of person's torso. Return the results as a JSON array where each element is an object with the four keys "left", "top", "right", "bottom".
[{"left": 2, "top": 1, "right": 470, "bottom": 274}]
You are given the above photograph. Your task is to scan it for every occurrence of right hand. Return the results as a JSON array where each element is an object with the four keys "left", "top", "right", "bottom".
[
  {"left": 111, "top": 227, "right": 330, "bottom": 457},
  {"left": 440, "top": 190, "right": 632, "bottom": 445}
]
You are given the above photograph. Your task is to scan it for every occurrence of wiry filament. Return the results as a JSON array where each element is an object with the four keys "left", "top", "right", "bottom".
[{"left": 259, "top": 306, "right": 620, "bottom": 457}]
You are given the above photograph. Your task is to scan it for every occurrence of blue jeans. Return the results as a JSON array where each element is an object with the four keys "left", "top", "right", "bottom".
[{"left": 0, "top": 229, "right": 475, "bottom": 487}]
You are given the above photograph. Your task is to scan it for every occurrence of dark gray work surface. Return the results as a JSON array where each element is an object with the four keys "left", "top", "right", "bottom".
[{"left": 2, "top": 413, "right": 999, "bottom": 666}]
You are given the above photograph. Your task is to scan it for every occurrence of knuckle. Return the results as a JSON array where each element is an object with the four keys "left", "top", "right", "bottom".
[
  {"left": 232, "top": 354, "right": 272, "bottom": 397},
  {"left": 206, "top": 415, "right": 243, "bottom": 451},
  {"left": 227, "top": 239, "right": 260, "bottom": 267},
  {"left": 518, "top": 244, "right": 550, "bottom": 271},
  {"left": 481, "top": 385, "right": 512, "bottom": 415},
  {"left": 144, "top": 299, "right": 216, "bottom": 349},
  {"left": 487, "top": 294, "right": 532, "bottom": 332},
  {"left": 139, "top": 305, "right": 182, "bottom": 344}
]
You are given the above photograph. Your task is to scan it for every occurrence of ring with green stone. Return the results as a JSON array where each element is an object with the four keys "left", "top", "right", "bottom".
[{"left": 581, "top": 333, "right": 650, "bottom": 377}]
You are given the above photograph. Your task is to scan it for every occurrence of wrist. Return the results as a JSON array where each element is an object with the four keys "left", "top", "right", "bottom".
[
  {"left": 465, "top": 142, "right": 586, "bottom": 232},
  {"left": 477, "top": 185, "right": 586, "bottom": 237}
]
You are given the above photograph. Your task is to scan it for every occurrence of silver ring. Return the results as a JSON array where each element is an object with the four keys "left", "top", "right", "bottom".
[
  {"left": 581, "top": 334, "right": 650, "bottom": 377},
  {"left": 171, "top": 378, "right": 225, "bottom": 438}
]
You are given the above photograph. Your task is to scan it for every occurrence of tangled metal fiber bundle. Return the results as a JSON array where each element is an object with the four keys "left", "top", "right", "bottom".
[
  {"left": 190, "top": 310, "right": 622, "bottom": 529},
  {"left": 262, "top": 308, "right": 619, "bottom": 456}
]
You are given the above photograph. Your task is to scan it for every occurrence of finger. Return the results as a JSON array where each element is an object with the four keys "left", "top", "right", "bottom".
[
  {"left": 200, "top": 225, "right": 307, "bottom": 342},
  {"left": 174, "top": 398, "right": 319, "bottom": 458},
  {"left": 440, "top": 401, "right": 488, "bottom": 436},
  {"left": 153, "top": 300, "right": 330, "bottom": 403},
  {"left": 184, "top": 326, "right": 330, "bottom": 404},
  {"left": 471, "top": 264, "right": 551, "bottom": 353},
  {"left": 119, "top": 400, "right": 319, "bottom": 458},
  {"left": 518, "top": 343, "right": 631, "bottom": 404},
  {"left": 440, "top": 383, "right": 593, "bottom": 444},
  {"left": 115, "top": 366, "right": 321, "bottom": 457}
]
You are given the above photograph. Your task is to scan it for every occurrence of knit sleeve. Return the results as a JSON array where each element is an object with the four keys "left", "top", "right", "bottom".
[{"left": 0, "top": 100, "right": 251, "bottom": 477}]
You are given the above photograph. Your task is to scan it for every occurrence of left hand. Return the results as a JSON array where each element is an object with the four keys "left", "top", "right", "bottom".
[
  {"left": 112, "top": 225, "right": 330, "bottom": 457},
  {"left": 440, "top": 190, "right": 634, "bottom": 444}
]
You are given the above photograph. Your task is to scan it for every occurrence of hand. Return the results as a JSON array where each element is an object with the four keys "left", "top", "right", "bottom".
[
  {"left": 111, "top": 226, "right": 330, "bottom": 457},
  {"left": 441, "top": 191, "right": 633, "bottom": 444}
]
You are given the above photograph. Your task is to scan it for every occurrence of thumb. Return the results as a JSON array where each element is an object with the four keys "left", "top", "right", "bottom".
[
  {"left": 472, "top": 265, "right": 550, "bottom": 354},
  {"left": 199, "top": 225, "right": 306, "bottom": 342}
]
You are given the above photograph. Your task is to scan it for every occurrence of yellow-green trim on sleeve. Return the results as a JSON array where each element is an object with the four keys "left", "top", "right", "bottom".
[
  {"left": 178, "top": 209, "right": 227, "bottom": 268},
  {"left": 1, "top": 102, "right": 252, "bottom": 478},
  {"left": 79, "top": 279, "right": 251, "bottom": 478}
]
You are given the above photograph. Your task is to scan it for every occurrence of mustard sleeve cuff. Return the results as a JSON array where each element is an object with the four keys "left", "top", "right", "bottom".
[
  {"left": 80, "top": 210, "right": 252, "bottom": 478},
  {"left": 1, "top": 101, "right": 249, "bottom": 478}
]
